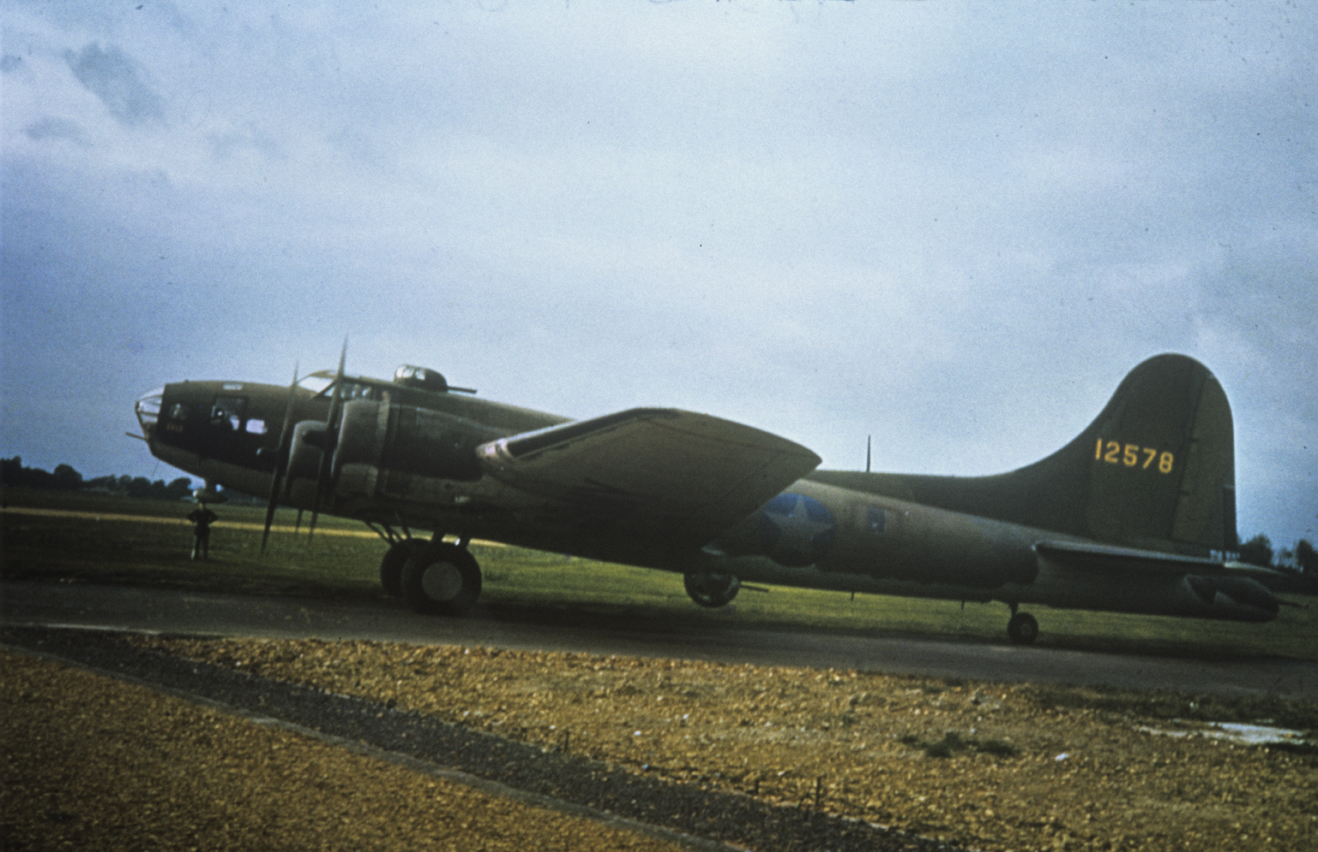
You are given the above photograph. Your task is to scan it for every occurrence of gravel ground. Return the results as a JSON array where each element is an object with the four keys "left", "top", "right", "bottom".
[
  {"left": 1, "top": 627, "right": 951, "bottom": 852},
  {"left": 1, "top": 651, "right": 693, "bottom": 852},
  {"left": 4, "top": 625, "right": 1317, "bottom": 851}
]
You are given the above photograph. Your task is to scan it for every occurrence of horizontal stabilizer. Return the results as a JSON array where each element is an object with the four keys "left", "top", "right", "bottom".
[
  {"left": 1035, "top": 539, "right": 1229, "bottom": 575},
  {"left": 477, "top": 408, "right": 821, "bottom": 544}
]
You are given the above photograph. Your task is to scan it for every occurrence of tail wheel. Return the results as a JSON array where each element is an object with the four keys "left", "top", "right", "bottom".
[
  {"left": 401, "top": 542, "right": 481, "bottom": 616},
  {"left": 380, "top": 539, "right": 425, "bottom": 597},
  {"left": 684, "top": 572, "right": 741, "bottom": 608},
  {"left": 1007, "top": 611, "right": 1039, "bottom": 645}
]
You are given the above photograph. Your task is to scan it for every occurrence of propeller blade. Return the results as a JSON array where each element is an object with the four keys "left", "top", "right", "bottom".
[
  {"left": 309, "top": 338, "right": 348, "bottom": 540},
  {"left": 261, "top": 362, "right": 300, "bottom": 554}
]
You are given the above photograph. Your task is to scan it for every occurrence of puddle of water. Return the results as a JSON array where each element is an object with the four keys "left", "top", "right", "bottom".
[{"left": 1135, "top": 720, "right": 1312, "bottom": 747}]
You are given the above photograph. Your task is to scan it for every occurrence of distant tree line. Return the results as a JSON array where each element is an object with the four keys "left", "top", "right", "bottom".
[
  {"left": 2, "top": 456, "right": 194, "bottom": 501},
  {"left": 1236, "top": 533, "right": 1318, "bottom": 595},
  {"left": 1237, "top": 533, "right": 1317, "bottom": 573}
]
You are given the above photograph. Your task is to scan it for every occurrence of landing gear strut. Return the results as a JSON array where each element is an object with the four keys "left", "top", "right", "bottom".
[
  {"left": 401, "top": 539, "right": 482, "bottom": 616},
  {"left": 1006, "top": 604, "right": 1039, "bottom": 645},
  {"left": 684, "top": 572, "right": 741, "bottom": 608}
]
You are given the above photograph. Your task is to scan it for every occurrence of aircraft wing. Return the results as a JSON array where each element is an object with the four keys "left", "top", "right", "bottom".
[
  {"left": 476, "top": 407, "right": 821, "bottom": 545},
  {"left": 1034, "top": 540, "right": 1233, "bottom": 575}
]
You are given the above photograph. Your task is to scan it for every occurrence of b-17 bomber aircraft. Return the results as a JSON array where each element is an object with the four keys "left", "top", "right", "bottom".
[{"left": 133, "top": 352, "right": 1280, "bottom": 644}]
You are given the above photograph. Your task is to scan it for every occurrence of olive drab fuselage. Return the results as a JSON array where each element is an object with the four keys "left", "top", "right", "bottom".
[{"left": 135, "top": 354, "right": 1280, "bottom": 640}]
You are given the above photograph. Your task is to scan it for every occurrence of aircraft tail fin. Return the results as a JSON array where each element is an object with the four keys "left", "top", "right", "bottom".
[
  {"left": 811, "top": 354, "right": 1237, "bottom": 554},
  {"left": 970, "top": 353, "right": 1237, "bottom": 553},
  {"left": 1068, "top": 353, "right": 1236, "bottom": 553}
]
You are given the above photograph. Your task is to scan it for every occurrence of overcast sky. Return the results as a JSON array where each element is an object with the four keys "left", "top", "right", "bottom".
[{"left": 3, "top": 1, "right": 1314, "bottom": 548}]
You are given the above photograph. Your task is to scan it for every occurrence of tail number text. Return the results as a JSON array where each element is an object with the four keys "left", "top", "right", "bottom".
[{"left": 1096, "top": 440, "right": 1174, "bottom": 474}]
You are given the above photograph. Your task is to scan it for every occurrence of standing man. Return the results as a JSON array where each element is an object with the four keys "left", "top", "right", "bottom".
[{"left": 187, "top": 501, "right": 218, "bottom": 561}]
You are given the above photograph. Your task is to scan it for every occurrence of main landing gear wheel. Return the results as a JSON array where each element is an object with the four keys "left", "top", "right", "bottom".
[
  {"left": 401, "top": 542, "right": 482, "bottom": 616},
  {"left": 379, "top": 539, "right": 425, "bottom": 597},
  {"left": 684, "top": 572, "right": 741, "bottom": 608},
  {"left": 1007, "top": 611, "right": 1039, "bottom": 645}
]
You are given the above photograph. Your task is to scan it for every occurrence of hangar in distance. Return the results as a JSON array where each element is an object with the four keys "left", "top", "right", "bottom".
[{"left": 133, "top": 351, "right": 1280, "bottom": 643}]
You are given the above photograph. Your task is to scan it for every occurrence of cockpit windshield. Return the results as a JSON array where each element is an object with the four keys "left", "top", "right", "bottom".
[
  {"left": 297, "top": 373, "right": 335, "bottom": 395},
  {"left": 296, "top": 372, "right": 379, "bottom": 401}
]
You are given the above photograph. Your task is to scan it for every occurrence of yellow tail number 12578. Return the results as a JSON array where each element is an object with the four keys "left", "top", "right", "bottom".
[{"left": 1096, "top": 439, "right": 1174, "bottom": 474}]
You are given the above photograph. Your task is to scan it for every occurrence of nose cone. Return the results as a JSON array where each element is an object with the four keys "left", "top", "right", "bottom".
[{"left": 135, "top": 387, "right": 164, "bottom": 439}]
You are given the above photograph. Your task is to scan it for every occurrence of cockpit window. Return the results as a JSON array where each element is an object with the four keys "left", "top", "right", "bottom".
[
  {"left": 300, "top": 377, "right": 378, "bottom": 402},
  {"left": 339, "top": 381, "right": 376, "bottom": 401},
  {"left": 296, "top": 372, "right": 378, "bottom": 401},
  {"left": 209, "top": 396, "right": 247, "bottom": 430},
  {"left": 297, "top": 374, "right": 335, "bottom": 395}
]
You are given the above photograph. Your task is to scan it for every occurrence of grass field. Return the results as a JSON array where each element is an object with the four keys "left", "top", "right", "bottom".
[{"left": 3, "top": 487, "right": 1315, "bottom": 662}]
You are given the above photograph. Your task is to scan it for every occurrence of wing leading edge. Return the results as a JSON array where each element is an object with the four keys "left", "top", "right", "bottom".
[{"left": 476, "top": 407, "right": 821, "bottom": 545}]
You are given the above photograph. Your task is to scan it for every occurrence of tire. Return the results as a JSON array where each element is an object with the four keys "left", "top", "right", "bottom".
[
  {"left": 684, "top": 572, "right": 741, "bottom": 608},
  {"left": 380, "top": 539, "right": 425, "bottom": 597},
  {"left": 401, "top": 542, "right": 481, "bottom": 616},
  {"left": 1007, "top": 611, "right": 1039, "bottom": 645}
]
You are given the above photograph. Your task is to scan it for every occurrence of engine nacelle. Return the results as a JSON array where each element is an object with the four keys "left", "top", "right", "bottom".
[
  {"left": 284, "top": 420, "right": 329, "bottom": 510},
  {"left": 281, "top": 400, "right": 504, "bottom": 510},
  {"left": 332, "top": 399, "right": 504, "bottom": 502},
  {"left": 335, "top": 400, "right": 493, "bottom": 479}
]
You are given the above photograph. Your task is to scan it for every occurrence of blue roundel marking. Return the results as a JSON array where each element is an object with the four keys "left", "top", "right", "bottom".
[{"left": 758, "top": 493, "right": 836, "bottom": 567}]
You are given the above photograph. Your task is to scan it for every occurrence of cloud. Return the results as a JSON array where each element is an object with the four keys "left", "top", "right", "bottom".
[
  {"left": 24, "top": 117, "right": 90, "bottom": 146},
  {"left": 63, "top": 42, "right": 164, "bottom": 127},
  {"left": 2, "top": 2, "right": 1313, "bottom": 546}
]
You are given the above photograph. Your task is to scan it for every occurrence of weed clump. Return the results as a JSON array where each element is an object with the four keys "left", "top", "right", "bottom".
[{"left": 899, "top": 730, "right": 1019, "bottom": 759}]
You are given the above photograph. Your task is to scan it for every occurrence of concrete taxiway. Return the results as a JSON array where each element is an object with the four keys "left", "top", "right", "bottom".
[{"left": 4, "top": 580, "right": 1315, "bottom": 700}]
